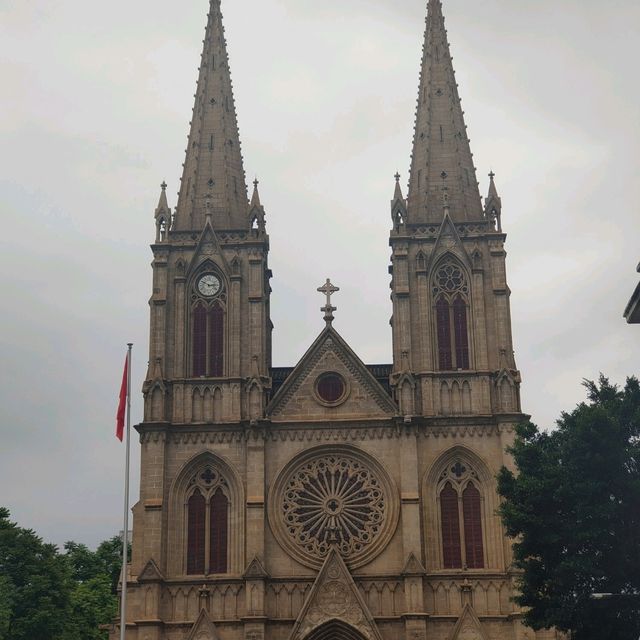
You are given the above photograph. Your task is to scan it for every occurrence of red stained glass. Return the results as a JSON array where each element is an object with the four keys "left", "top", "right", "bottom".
[
  {"left": 440, "top": 482, "right": 462, "bottom": 568},
  {"left": 209, "top": 489, "right": 228, "bottom": 574},
  {"left": 192, "top": 303, "right": 207, "bottom": 377},
  {"left": 209, "top": 304, "right": 224, "bottom": 377},
  {"left": 436, "top": 297, "right": 453, "bottom": 370},
  {"left": 453, "top": 295, "right": 470, "bottom": 370},
  {"left": 463, "top": 484, "right": 484, "bottom": 568},
  {"left": 187, "top": 490, "right": 206, "bottom": 574}
]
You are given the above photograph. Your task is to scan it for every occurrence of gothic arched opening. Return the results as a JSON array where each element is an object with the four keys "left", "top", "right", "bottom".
[{"left": 303, "top": 620, "right": 368, "bottom": 640}]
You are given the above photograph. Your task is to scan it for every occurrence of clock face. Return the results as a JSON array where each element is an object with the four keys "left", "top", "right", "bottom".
[{"left": 197, "top": 274, "right": 221, "bottom": 297}]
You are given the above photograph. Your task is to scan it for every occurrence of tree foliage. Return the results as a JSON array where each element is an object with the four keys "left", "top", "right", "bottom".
[
  {"left": 498, "top": 375, "right": 640, "bottom": 640},
  {"left": 0, "top": 508, "right": 122, "bottom": 640}
]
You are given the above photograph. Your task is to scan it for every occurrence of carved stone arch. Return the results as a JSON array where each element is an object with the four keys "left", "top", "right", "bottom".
[
  {"left": 423, "top": 446, "right": 501, "bottom": 571},
  {"left": 245, "top": 378, "right": 264, "bottom": 422},
  {"left": 304, "top": 619, "right": 368, "bottom": 640},
  {"left": 430, "top": 253, "right": 471, "bottom": 303},
  {"left": 425, "top": 446, "right": 493, "bottom": 500},
  {"left": 149, "top": 382, "right": 166, "bottom": 422},
  {"left": 494, "top": 371, "right": 517, "bottom": 413},
  {"left": 167, "top": 450, "right": 245, "bottom": 576},
  {"left": 470, "top": 245, "right": 483, "bottom": 270},
  {"left": 430, "top": 253, "right": 474, "bottom": 371},
  {"left": 416, "top": 249, "right": 427, "bottom": 272},
  {"left": 187, "top": 258, "right": 229, "bottom": 292},
  {"left": 392, "top": 202, "right": 406, "bottom": 231},
  {"left": 229, "top": 255, "right": 241, "bottom": 276},
  {"left": 156, "top": 214, "right": 168, "bottom": 243},
  {"left": 187, "top": 258, "right": 229, "bottom": 380}
]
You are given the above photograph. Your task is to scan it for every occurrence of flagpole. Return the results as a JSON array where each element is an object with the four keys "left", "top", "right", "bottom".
[{"left": 119, "top": 343, "right": 133, "bottom": 640}]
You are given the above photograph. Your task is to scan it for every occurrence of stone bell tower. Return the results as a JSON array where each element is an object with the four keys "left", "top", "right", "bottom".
[
  {"left": 389, "top": 0, "right": 522, "bottom": 424},
  {"left": 142, "top": 0, "right": 272, "bottom": 429},
  {"left": 121, "top": 2, "right": 273, "bottom": 635}
]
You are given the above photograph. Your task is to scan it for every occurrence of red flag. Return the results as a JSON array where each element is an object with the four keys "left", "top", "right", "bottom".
[{"left": 116, "top": 355, "right": 128, "bottom": 441}]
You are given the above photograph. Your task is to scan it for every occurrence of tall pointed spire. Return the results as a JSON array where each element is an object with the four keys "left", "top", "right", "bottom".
[
  {"left": 407, "top": 0, "right": 483, "bottom": 223},
  {"left": 174, "top": 0, "right": 249, "bottom": 231}
]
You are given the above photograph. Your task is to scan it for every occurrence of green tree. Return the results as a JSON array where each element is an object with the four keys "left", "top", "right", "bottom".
[
  {"left": 60, "top": 537, "right": 123, "bottom": 639},
  {"left": 498, "top": 376, "right": 640, "bottom": 640},
  {"left": 61, "top": 575, "right": 116, "bottom": 640},
  {"left": 0, "top": 509, "right": 125, "bottom": 640},
  {"left": 0, "top": 508, "right": 71, "bottom": 640}
]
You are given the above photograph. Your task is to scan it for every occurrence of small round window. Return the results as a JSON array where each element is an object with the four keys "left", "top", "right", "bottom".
[{"left": 315, "top": 373, "right": 346, "bottom": 404}]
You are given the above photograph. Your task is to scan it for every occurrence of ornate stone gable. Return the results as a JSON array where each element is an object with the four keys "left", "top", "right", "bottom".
[
  {"left": 137, "top": 558, "right": 164, "bottom": 583},
  {"left": 428, "top": 211, "right": 473, "bottom": 270},
  {"left": 449, "top": 604, "right": 489, "bottom": 640},
  {"left": 187, "top": 219, "right": 232, "bottom": 277},
  {"left": 187, "top": 609, "right": 222, "bottom": 640},
  {"left": 267, "top": 326, "right": 397, "bottom": 421},
  {"left": 288, "top": 548, "right": 384, "bottom": 640}
]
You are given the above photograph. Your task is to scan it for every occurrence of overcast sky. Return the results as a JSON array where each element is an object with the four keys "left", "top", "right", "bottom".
[{"left": 1, "top": 0, "right": 639, "bottom": 549}]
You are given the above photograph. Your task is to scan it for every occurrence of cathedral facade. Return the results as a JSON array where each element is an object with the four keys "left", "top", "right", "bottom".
[{"left": 113, "top": 1, "right": 560, "bottom": 639}]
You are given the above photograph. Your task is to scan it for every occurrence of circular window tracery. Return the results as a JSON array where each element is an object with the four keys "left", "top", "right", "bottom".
[
  {"left": 269, "top": 447, "right": 399, "bottom": 569},
  {"left": 432, "top": 262, "right": 468, "bottom": 298}
]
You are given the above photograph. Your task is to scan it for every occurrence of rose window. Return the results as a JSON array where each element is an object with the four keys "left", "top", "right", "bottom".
[{"left": 270, "top": 448, "right": 399, "bottom": 569}]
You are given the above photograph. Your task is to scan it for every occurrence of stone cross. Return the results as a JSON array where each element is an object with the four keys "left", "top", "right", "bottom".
[{"left": 317, "top": 278, "right": 340, "bottom": 326}]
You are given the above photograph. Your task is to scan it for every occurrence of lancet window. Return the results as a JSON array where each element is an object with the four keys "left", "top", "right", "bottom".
[
  {"left": 438, "top": 460, "right": 484, "bottom": 569},
  {"left": 186, "top": 465, "right": 229, "bottom": 575},
  {"left": 432, "top": 261, "right": 470, "bottom": 370},
  {"left": 191, "top": 271, "right": 226, "bottom": 377}
]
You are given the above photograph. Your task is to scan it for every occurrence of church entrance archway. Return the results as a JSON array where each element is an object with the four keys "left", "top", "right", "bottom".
[{"left": 303, "top": 619, "right": 368, "bottom": 640}]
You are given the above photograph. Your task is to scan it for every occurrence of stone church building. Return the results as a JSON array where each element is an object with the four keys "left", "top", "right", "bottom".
[{"left": 113, "top": 1, "right": 561, "bottom": 639}]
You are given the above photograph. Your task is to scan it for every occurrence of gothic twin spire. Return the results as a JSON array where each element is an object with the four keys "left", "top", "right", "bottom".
[
  {"left": 173, "top": 0, "right": 248, "bottom": 231},
  {"left": 171, "top": 0, "right": 488, "bottom": 232},
  {"left": 407, "top": 0, "right": 483, "bottom": 223}
]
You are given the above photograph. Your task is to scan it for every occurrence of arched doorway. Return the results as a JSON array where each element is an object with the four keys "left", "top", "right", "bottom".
[{"left": 304, "top": 619, "right": 368, "bottom": 640}]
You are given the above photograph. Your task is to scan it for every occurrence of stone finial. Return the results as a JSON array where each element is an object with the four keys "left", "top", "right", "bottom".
[
  {"left": 317, "top": 278, "right": 340, "bottom": 326},
  {"left": 485, "top": 170, "right": 502, "bottom": 231},
  {"left": 250, "top": 177, "right": 261, "bottom": 208},
  {"left": 155, "top": 181, "right": 170, "bottom": 217},
  {"left": 488, "top": 170, "right": 498, "bottom": 197},
  {"left": 393, "top": 172, "right": 404, "bottom": 200}
]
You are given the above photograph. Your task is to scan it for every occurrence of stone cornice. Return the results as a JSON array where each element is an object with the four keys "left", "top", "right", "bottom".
[{"left": 136, "top": 417, "right": 522, "bottom": 444}]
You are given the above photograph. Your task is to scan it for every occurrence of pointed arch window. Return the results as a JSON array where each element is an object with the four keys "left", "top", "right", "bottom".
[
  {"left": 433, "top": 262, "right": 471, "bottom": 371},
  {"left": 437, "top": 461, "right": 485, "bottom": 569},
  {"left": 186, "top": 466, "right": 230, "bottom": 575},
  {"left": 191, "top": 273, "right": 225, "bottom": 377}
]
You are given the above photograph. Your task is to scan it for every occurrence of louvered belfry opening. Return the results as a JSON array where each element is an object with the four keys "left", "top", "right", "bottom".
[
  {"left": 304, "top": 619, "right": 368, "bottom": 640},
  {"left": 192, "top": 301, "right": 224, "bottom": 377}
]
